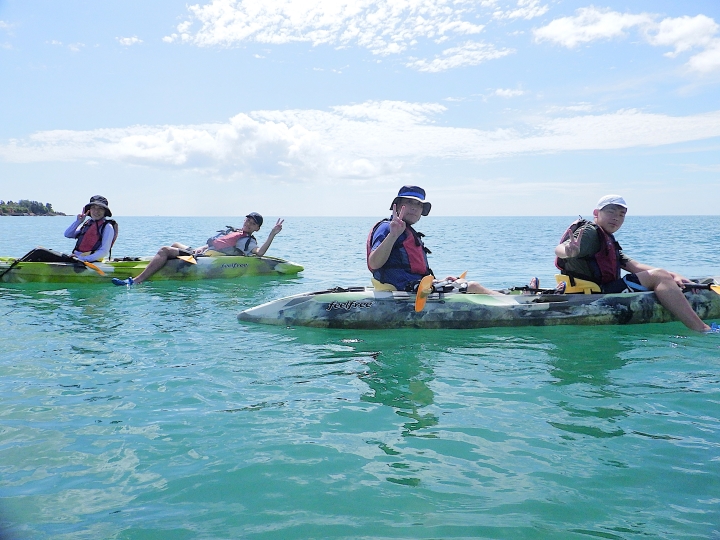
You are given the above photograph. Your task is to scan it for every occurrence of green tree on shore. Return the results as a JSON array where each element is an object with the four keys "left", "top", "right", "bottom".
[{"left": 0, "top": 199, "right": 65, "bottom": 216}]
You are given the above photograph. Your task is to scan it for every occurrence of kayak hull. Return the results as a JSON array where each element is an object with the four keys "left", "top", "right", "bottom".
[
  {"left": 0, "top": 255, "right": 303, "bottom": 284},
  {"left": 238, "top": 281, "right": 720, "bottom": 329}
]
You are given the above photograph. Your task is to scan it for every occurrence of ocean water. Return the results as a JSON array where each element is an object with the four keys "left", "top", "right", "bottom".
[{"left": 0, "top": 215, "right": 719, "bottom": 540}]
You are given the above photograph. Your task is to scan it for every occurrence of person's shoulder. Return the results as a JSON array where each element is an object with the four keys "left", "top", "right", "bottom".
[
  {"left": 372, "top": 219, "right": 391, "bottom": 233},
  {"left": 579, "top": 222, "right": 599, "bottom": 235}
]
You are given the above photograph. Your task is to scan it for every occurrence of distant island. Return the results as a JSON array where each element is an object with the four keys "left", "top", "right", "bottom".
[{"left": 0, "top": 199, "right": 66, "bottom": 216}]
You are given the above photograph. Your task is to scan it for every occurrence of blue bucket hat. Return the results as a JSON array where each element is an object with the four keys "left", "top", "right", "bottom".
[{"left": 390, "top": 185, "right": 431, "bottom": 216}]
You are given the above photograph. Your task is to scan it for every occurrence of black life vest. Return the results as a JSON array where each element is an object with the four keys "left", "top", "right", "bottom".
[{"left": 555, "top": 218, "right": 621, "bottom": 285}]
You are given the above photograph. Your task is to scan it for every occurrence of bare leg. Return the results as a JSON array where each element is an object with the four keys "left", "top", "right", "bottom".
[
  {"left": 466, "top": 281, "right": 503, "bottom": 295},
  {"left": 636, "top": 269, "right": 710, "bottom": 332},
  {"left": 132, "top": 246, "right": 181, "bottom": 284}
]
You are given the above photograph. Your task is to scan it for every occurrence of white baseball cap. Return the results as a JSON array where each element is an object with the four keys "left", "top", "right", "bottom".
[{"left": 596, "top": 194, "right": 627, "bottom": 210}]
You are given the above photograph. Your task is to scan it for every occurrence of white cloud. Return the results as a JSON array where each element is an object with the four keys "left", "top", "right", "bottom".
[
  {"left": 68, "top": 42, "right": 85, "bottom": 53},
  {"left": 494, "top": 0, "right": 548, "bottom": 21},
  {"left": 686, "top": 40, "right": 720, "bottom": 73},
  {"left": 644, "top": 15, "right": 718, "bottom": 56},
  {"left": 534, "top": 7, "right": 720, "bottom": 73},
  {"left": 495, "top": 88, "right": 524, "bottom": 97},
  {"left": 117, "top": 36, "right": 143, "bottom": 46},
  {"left": 165, "top": 0, "right": 488, "bottom": 56},
  {"left": 406, "top": 41, "right": 513, "bottom": 72},
  {"left": 0, "top": 20, "right": 10, "bottom": 30},
  {"left": 4, "top": 102, "right": 720, "bottom": 181},
  {"left": 533, "top": 6, "right": 652, "bottom": 48}
]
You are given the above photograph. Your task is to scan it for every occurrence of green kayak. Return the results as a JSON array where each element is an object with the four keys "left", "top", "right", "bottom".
[
  {"left": 0, "top": 253, "right": 303, "bottom": 284},
  {"left": 238, "top": 278, "right": 720, "bottom": 329}
]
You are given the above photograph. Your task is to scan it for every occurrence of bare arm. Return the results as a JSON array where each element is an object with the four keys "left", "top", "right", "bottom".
[
  {"left": 253, "top": 218, "right": 284, "bottom": 257},
  {"left": 368, "top": 205, "right": 406, "bottom": 270}
]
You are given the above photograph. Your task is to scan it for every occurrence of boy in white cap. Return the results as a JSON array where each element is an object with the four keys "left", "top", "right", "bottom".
[{"left": 555, "top": 194, "right": 713, "bottom": 332}]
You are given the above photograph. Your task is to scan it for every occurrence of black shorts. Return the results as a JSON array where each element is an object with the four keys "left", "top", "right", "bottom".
[{"left": 601, "top": 273, "right": 648, "bottom": 294}]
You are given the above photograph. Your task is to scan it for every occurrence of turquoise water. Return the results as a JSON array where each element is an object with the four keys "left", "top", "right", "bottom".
[{"left": 1, "top": 216, "right": 719, "bottom": 539}]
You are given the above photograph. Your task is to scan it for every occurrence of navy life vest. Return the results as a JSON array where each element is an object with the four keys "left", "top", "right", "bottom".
[
  {"left": 555, "top": 218, "right": 621, "bottom": 285},
  {"left": 74, "top": 218, "right": 118, "bottom": 257},
  {"left": 366, "top": 219, "right": 432, "bottom": 276}
]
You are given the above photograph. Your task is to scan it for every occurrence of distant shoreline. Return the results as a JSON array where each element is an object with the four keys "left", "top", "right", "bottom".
[
  {"left": 0, "top": 200, "right": 66, "bottom": 216},
  {"left": 0, "top": 212, "right": 67, "bottom": 216}
]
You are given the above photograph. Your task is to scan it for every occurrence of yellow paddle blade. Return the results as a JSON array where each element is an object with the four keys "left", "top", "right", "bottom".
[
  {"left": 414, "top": 274, "right": 435, "bottom": 312},
  {"left": 458, "top": 271, "right": 467, "bottom": 280},
  {"left": 82, "top": 261, "right": 105, "bottom": 276},
  {"left": 711, "top": 285, "right": 720, "bottom": 295},
  {"left": 178, "top": 255, "right": 197, "bottom": 265}
]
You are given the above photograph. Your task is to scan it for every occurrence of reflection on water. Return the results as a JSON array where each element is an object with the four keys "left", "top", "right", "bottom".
[{"left": 360, "top": 349, "right": 438, "bottom": 436}]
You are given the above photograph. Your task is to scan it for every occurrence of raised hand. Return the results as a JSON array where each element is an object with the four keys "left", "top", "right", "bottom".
[
  {"left": 564, "top": 227, "right": 585, "bottom": 258},
  {"left": 271, "top": 218, "right": 284, "bottom": 235},
  {"left": 389, "top": 204, "right": 407, "bottom": 237},
  {"left": 77, "top": 208, "right": 89, "bottom": 220}
]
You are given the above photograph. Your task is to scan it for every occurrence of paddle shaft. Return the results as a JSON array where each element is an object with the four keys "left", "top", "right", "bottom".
[
  {"left": 683, "top": 282, "right": 720, "bottom": 294},
  {"left": 77, "top": 259, "right": 106, "bottom": 276},
  {"left": 0, "top": 258, "right": 22, "bottom": 280}
]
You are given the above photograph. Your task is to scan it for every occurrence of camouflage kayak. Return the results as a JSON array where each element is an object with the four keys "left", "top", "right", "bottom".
[
  {"left": 0, "top": 254, "right": 303, "bottom": 284},
  {"left": 238, "top": 278, "right": 720, "bottom": 329}
]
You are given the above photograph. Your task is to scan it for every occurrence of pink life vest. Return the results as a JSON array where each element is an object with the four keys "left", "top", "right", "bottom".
[{"left": 211, "top": 231, "right": 246, "bottom": 250}]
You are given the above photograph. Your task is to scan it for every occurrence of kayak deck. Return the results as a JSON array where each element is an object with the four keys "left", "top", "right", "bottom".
[
  {"left": 0, "top": 255, "right": 303, "bottom": 284},
  {"left": 238, "top": 281, "right": 720, "bottom": 329}
]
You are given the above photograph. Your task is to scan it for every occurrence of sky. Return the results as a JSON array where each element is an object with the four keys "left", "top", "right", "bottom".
[{"left": 0, "top": 0, "right": 719, "bottom": 216}]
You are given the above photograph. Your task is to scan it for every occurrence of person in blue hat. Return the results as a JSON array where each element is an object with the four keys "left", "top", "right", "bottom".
[
  {"left": 112, "top": 213, "right": 283, "bottom": 286},
  {"left": 366, "top": 186, "right": 498, "bottom": 294}
]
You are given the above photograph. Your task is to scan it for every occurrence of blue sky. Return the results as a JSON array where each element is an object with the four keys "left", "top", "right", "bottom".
[{"left": 1, "top": 0, "right": 719, "bottom": 216}]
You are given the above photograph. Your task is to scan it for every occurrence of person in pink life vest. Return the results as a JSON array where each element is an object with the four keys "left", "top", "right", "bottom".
[
  {"left": 112, "top": 213, "right": 283, "bottom": 286},
  {"left": 555, "top": 194, "right": 712, "bottom": 332},
  {"left": 64, "top": 195, "right": 118, "bottom": 262},
  {"left": 367, "top": 185, "right": 499, "bottom": 295}
]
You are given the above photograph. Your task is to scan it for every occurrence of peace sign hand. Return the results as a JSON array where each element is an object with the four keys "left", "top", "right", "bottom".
[
  {"left": 564, "top": 227, "right": 585, "bottom": 258},
  {"left": 389, "top": 204, "right": 407, "bottom": 237},
  {"left": 270, "top": 218, "right": 284, "bottom": 235}
]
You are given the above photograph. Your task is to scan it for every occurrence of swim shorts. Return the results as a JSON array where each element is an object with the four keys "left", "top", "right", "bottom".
[{"left": 601, "top": 273, "right": 649, "bottom": 294}]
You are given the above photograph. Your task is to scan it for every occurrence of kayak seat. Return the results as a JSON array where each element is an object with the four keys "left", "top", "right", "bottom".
[
  {"left": 371, "top": 278, "right": 397, "bottom": 291},
  {"left": 555, "top": 274, "right": 601, "bottom": 294}
]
